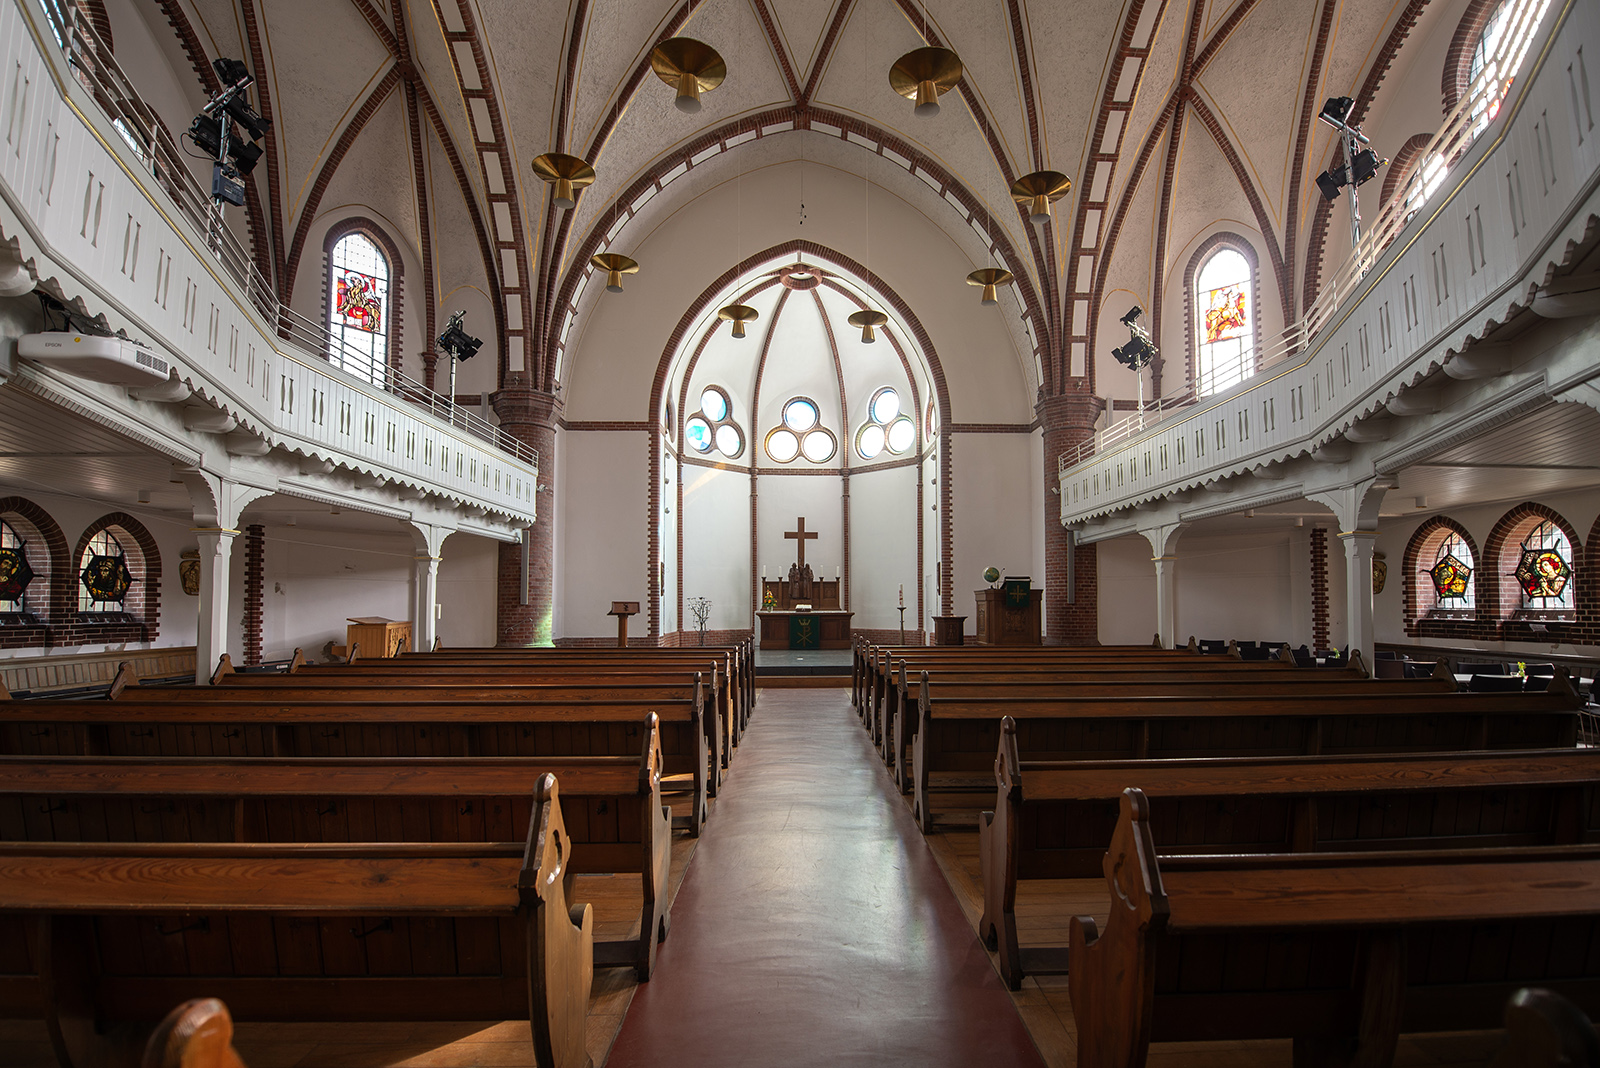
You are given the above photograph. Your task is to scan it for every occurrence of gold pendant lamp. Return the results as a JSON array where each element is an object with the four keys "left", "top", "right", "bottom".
[
  {"left": 531, "top": 152, "right": 596, "bottom": 210},
  {"left": 1010, "top": 170, "right": 1073, "bottom": 224},
  {"left": 717, "top": 304, "right": 759, "bottom": 339},
  {"left": 591, "top": 253, "right": 639, "bottom": 293},
  {"left": 847, "top": 309, "right": 888, "bottom": 344},
  {"left": 966, "top": 267, "right": 1013, "bottom": 306},
  {"left": 650, "top": 37, "right": 727, "bottom": 114},
  {"left": 888, "top": 46, "right": 962, "bottom": 117}
]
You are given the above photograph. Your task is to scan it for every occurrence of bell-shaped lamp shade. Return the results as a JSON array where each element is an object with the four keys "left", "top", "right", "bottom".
[
  {"left": 1010, "top": 170, "right": 1073, "bottom": 225},
  {"left": 650, "top": 38, "right": 727, "bottom": 115},
  {"left": 966, "top": 268, "right": 1014, "bottom": 306},
  {"left": 889, "top": 47, "right": 962, "bottom": 118},
  {"left": 717, "top": 303, "right": 758, "bottom": 339},
  {"left": 590, "top": 253, "right": 639, "bottom": 293},
  {"left": 531, "top": 152, "right": 596, "bottom": 211},
  {"left": 847, "top": 309, "right": 888, "bottom": 344}
]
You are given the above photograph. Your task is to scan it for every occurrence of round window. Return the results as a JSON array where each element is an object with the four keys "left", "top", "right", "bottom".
[
  {"left": 856, "top": 424, "right": 885, "bottom": 460},
  {"left": 802, "top": 428, "right": 837, "bottom": 463},
  {"left": 782, "top": 398, "right": 819, "bottom": 432},
  {"left": 715, "top": 423, "right": 744, "bottom": 458},
  {"left": 686, "top": 416, "right": 713, "bottom": 452},
  {"left": 870, "top": 388, "right": 900, "bottom": 424},
  {"left": 886, "top": 416, "right": 916, "bottom": 455},
  {"left": 700, "top": 387, "right": 729, "bottom": 422},
  {"left": 765, "top": 428, "right": 800, "bottom": 463}
]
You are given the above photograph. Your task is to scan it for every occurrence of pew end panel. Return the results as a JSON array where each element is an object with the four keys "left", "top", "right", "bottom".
[
  {"left": 522, "top": 773, "right": 595, "bottom": 1068},
  {"left": 142, "top": 997, "right": 247, "bottom": 1068}
]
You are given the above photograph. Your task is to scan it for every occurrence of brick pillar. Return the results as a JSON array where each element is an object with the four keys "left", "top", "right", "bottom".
[
  {"left": 1311, "top": 526, "right": 1329, "bottom": 651},
  {"left": 491, "top": 380, "right": 561, "bottom": 646},
  {"left": 1037, "top": 387, "right": 1105, "bottom": 645},
  {"left": 241, "top": 523, "right": 264, "bottom": 665}
]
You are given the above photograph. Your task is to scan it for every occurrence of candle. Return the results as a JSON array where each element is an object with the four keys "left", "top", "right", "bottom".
[
  {"left": 835, "top": 566, "right": 841, "bottom": 579},
  {"left": 899, "top": 583, "right": 904, "bottom": 606},
  {"left": 761, "top": 566, "right": 766, "bottom": 581}
]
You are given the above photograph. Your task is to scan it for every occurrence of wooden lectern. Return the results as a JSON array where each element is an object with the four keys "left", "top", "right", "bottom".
[
  {"left": 608, "top": 601, "right": 641, "bottom": 648},
  {"left": 345, "top": 617, "right": 412, "bottom": 658},
  {"left": 974, "top": 582, "right": 1042, "bottom": 645}
]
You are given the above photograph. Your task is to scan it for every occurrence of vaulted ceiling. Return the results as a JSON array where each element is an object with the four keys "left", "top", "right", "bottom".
[{"left": 132, "top": 0, "right": 1471, "bottom": 404}]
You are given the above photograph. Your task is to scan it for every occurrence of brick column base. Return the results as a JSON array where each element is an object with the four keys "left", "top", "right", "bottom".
[
  {"left": 1311, "top": 526, "right": 1329, "bottom": 651},
  {"left": 1037, "top": 387, "right": 1105, "bottom": 645},
  {"left": 491, "top": 379, "right": 561, "bottom": 646},
  {"left": 242, "top": 524, "right": 264, "bottom": 665}
]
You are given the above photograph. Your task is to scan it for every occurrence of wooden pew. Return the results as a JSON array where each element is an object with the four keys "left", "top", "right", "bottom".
[
  {"left": 225, "top": 656, "right": 746, "bottom": 766},
  {"left": 909, "top": 674, "right": 1584, "bottom": 831},
  {"left": 143, "top": 998, "right": 246, "bottom": 1068},
  {"left": 0, "top": 683, "right": 710, "bottom": 836},
  {"left": 1068, "top": 789, "right": 1600, "bottom": 1068},
  {"left": 877, "top": 657, "right": 1408, "bottom": 776},
  {"left": 0, "top": 712, "right": 674, "bottom": 980},
  {"left": 979, "top": 716, "right": 1600, "bottom": 988},
  {"left": 0, "top": 774, "right": 592, "bottom": 1068}
]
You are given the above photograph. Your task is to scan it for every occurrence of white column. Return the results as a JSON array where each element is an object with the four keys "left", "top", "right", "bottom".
[
  {"left": 1339, "top": 529, "right": 1378, "bottom": 665},
  {"left": 1152, "top": 554, "right": 1179, "bottom": 650},
  {"left": 414, "top": 552, "right": 441, "bottom": 651},
  {"left": 192, "top": 526, "right": 239, "bottom": 684}
]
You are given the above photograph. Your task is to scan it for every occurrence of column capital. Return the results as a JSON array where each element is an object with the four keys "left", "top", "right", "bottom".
[
  {"left": 1034, "top": 391, "right": 1106, "bottom": 434},
  {"left": 489, "top": 381, "right": 563, "bottom": 434}
]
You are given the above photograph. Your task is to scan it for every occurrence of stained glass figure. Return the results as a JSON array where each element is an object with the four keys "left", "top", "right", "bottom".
[
  {"left": 1515, "top": 546, "right": 1571, "bottom": 599},
  {"left": 81, "top": 553, "right": 132, "bottom": 603},
  {"left": 1194, "top": 247, "right": 1253, "bottom": 396},
  {"left": 0, "top": 545, "right": 34, "bottom": 602},
  {"left": 1429, "top": 552, "right": 1472, "bottom": 599},
  {"left": 1202, "top": 284, "right": 1248, "bottom": 344},
  {"left": 335, "top": 270, "right": 382, "bottom": 333}
]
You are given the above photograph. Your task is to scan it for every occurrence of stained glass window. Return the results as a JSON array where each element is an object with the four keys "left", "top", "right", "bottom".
[
  {"left": 686, "top": 387, "right": 743, "bottom": 459},
  {"left": 1514, "top": 520, "right": 1573, "bottom": 610},
  {"left": 1468, "top": 0, "right": 1551, "bottom": 137},
  {"left": 1428, "top": 532, "right": 1475, "bottom": 610},
  {"left": 0, "top": 520, "right": 37, "bottom": 615},
  {"left": 329, "top": 231, "right": 390, "bottom": 385},
  {"left": 78, "top": 528, "right": 133, "bottom": 614},
  {"left": 1195, "top": 248, "right": 1252, "bottom": 397}
]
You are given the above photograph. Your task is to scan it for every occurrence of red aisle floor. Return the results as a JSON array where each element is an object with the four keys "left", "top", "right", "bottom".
[{"left": 605, "top": 688, "right": 1046, "bottom": 1068}]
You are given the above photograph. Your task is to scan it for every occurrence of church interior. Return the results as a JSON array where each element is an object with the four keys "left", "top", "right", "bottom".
[{"left": 1, "top": 0, "right": 1599, "bottom": 1063}]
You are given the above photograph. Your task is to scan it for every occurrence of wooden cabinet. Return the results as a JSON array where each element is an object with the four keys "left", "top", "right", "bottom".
[
  {"left": 346, "top": 617, "right": 412, "bottom": 658},
  {"left": 973, "top": 589, "right": 1042, "bottom": 645}
]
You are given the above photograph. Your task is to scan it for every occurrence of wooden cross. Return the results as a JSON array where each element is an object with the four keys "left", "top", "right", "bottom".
[{"left": 784, "top": 517, "right": 818, "bottom": 568}]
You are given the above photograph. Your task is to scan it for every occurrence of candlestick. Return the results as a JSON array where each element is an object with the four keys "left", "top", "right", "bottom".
[
  {"left": 898, "top": 583, "right": 904, "bottom": 606},
  {"left": 835, "top": 566, "right": 841, "bottom": 579}
]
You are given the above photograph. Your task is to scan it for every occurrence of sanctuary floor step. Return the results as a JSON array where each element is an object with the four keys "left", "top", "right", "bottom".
[{"left": 604, "top": 688, "right": 1045, "bottom": 1068}]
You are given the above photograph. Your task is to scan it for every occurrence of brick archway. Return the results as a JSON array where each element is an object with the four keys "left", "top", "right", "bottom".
[
  {"left": 0, "top": 496, "right": 70, "bottom": 648},
  {"left": 1402, "top": 515, "right": 1481, "bottom": 640},
  {"left": 71, "top": 513, "right": 163, "bottom": 645}
]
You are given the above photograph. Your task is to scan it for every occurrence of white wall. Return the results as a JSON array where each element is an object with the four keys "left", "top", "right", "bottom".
[
  {"left": 557, "top": 429, "right": 649, "bottom": 638},
  {"left": 951, "top": 434, "right": 1037, "bottom": 636},
  {"left": 848, "top": 465, "right": 918, "bottom": 632},
  {"left": 681, "top": 465, "right": 751, "bottom": 633},
  {"left": 437, "top": 530, "right": 498, "bottom": 648},
  {"left": 257, "top": 527, "right": 414, "bottom": 661}
]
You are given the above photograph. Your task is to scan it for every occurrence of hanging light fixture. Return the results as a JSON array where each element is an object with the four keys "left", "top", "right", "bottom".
[
  {"left": 966, "top": 267, "right": 1013, "bottom": 306},
  {"left": 847, "top": 309, "right": 888, "bottom": 344},
  {"left": 888, "top": 46, "right": 962, "bottom": 117},
  {"left": 1010, "top": 170, "right": 1073, "bottom": 225},
  {"left": 717, "top": 304, "right": 758, "bottom": 338},
  {"left": 590, "top": 253, "right": 639, "bottom": 293},
  {"left": 531, "top": 152, "right": 596, "bottom": 210},
  {"left": 649, "top": 37, "right": 727, "bottom": 114}
]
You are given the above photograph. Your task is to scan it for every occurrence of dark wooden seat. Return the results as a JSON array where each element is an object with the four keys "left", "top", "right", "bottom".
[
  {"left": 0, "top": 774, "right": 592, "bottom": 1068},
  {"left": 978, "top": 715, "right": 1600, "bottom": 988},
  {"left": 1069, "top": 789, "right": 1600, "bottom": 1068},
  {"left": 0, "top": 711, "right": 674, "bottom": 980},
  {"left": 0, "top": 684, "right": 711, "bottom": 836},
  {"left": 909, "top": 673, "right": 1583, "bottom": 831}
]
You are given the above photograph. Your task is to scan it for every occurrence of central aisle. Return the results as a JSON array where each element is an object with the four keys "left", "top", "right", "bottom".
[{"left": 605, "top": 689, "right": 1046, "bottom": 1067}]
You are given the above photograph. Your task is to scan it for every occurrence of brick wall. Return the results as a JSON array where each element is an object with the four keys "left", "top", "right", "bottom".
[
  {"left": 242, "top": 524, "right": 264, "bottom": 665},
  {"left": 1311, "top": 526, "right": 1329, "bottom": 651},
  {"left": 1037, "top": 389, "right": 1105, "bottom": 645}
]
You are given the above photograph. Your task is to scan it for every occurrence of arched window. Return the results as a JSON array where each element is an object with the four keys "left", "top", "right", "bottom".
[
  {"left": 1427, "top": 530, "right": 1477, "bottom": 612},
  {"left": 1513, "top": 519, "right": 1575, "bottom": 612},
  {"left": 327, "top": 229, "right": 393, "bottom": 385},
  {"left": 72, "top": 515, "right": 161, "bottom": 643},
  {"left": 1448, "top": 0, "right": 1553, "bottom": 139},
  {"left": 0, "top": 519, "right": 42, "bottom": 624},
  {"left": 1189, "top": 242, "right": 1257, "bottom": 397},
  {"left": 78, "top": 527, "right": 135, "bottom": 617},
  {"left": 1404, "top": 518, "right": 1482, "bottom": 637}
]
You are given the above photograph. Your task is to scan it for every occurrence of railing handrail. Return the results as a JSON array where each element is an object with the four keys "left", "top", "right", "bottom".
[
  {"left": 1063, "top": 0, "right": 1553, "bottom": 474},
  {"left": 40, "top": 1, "right": 536, "bottom": 470}
]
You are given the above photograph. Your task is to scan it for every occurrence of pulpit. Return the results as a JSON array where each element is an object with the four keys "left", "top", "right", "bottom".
[
  {"left": 345, "top": 617, "right": 412, "bottom": 658},
  {"left": 973, "top": 581, "right": 1041, "bottom": 645}
]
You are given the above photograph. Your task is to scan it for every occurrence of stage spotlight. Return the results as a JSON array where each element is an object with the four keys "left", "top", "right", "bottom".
[
  {"left": 212, "top": 57, "right": 251, "bottom": 86},
  {"left": 1351, "top": 148, "right": 1382, "bottom": 186},
  {"left": 1318, "top": 96, "right": 1354, "bottom": 129},
  {"left": 1119, "top": 305, "right": 1144, "bottom": 328},
  {"left": 437, "top": 312, "right": 483, "bottom": 362},
  {"left": 1316, "top": 166, "right": 1346, "bottom": 201}
]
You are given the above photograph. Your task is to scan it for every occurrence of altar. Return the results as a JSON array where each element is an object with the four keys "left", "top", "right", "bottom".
[{"left": 756, "top": 516, "right": 854, "bottom": 649}]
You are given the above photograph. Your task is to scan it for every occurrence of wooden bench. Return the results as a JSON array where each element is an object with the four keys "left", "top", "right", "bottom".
[
  {"left": 979, "top": 715, "right": 1600, "bottom": 987},
  {"left": 0, "top": 774, "right": 592, "bottom": 1068},
  {"left": 1068, "top": 789, "right": 1600, "bottom": 1068},
  {"left": 0, "top": 685, "right": 711, "bottom": 836},
  {"left": 909, "top": 675, "right": 1583, "bottom": 831},
  {"left": 0, "top": 711, "right": 674, "bottom": 980}
]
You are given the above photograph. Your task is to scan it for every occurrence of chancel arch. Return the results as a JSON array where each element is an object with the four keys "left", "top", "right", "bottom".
[{"left": 646, "top": 243, "right": 950, "bottom": 647}]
